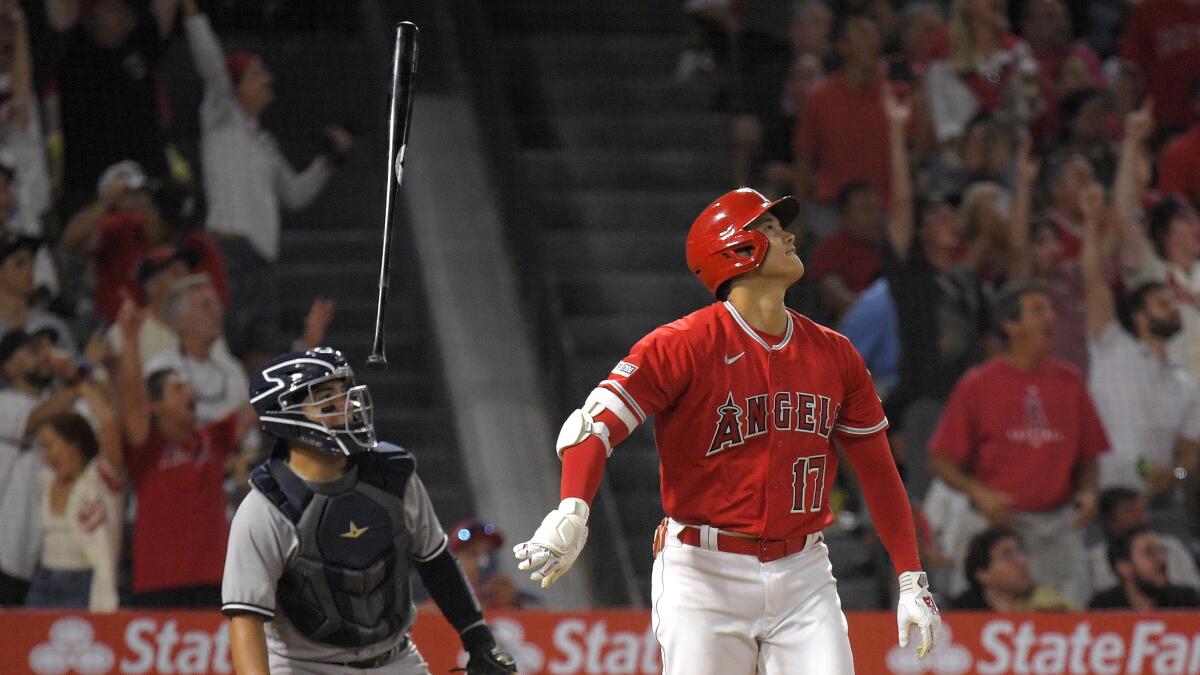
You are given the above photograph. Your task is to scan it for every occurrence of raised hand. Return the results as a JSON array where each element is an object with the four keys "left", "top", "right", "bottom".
[
  {"left": 1124, "top": 99, "right": 1154, "bottom": 143},
  {"left": 882, "top": 84, "right": 911, "bottom": 129}
]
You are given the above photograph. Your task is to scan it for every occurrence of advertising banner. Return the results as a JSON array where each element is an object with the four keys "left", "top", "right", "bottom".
[{"left": 4, "top": 609, "right": 1200, "bottom": 674}]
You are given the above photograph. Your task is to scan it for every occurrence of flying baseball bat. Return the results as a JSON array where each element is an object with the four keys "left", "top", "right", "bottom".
[{"left": 366, "top": 22, "right": 419, "bottom": 371}]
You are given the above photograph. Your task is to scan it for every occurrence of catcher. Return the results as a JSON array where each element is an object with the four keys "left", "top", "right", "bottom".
[{"left": 222, "top": 347, "right": 517, "bottom": 674}]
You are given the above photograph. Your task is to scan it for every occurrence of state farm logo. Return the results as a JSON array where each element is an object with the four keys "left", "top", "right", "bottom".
[
  {"left": 29, "top": 617, "right": 115, "bottom": 675},
  {"left": 887, "top": 622, "right": 972, "bottom": 675}
]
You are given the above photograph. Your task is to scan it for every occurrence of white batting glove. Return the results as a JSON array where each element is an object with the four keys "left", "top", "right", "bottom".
[
  {"left": 897, "top": 571, "right": 941, "bottom": 659},
  {"left": 513, "top": 498, "right": 590, "bottom": 588}
]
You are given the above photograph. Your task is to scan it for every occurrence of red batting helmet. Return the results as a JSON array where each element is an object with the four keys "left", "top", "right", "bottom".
[{"left": 685, "top": 188, "right": 800, "bottom": 295}]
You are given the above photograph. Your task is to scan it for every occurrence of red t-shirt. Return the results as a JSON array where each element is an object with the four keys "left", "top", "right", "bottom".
[
  {"left": 1121, "top": 0, "right": 1200, "bottom": 130},
  {"left": 1158, "top": 128, "right": 1200, "bottom": 202},
  {"left": 598, "top": 301, "right": 889, "bottom": 540},
  {"left": 92, "top": 215, "right": 232, "bottom": 324},
  {"left": 794, "top": 71, "right": 893, "bottom": 204},
  {"left": 93, "top": 213, "right": 149, "bottom": 325},
  {"left": 929, "top": 357, "right": 1109, "bottom": 511},
  {"left": 125, "top": 413, "right": 238, "bottom": 593},
  {"left": 806, "top": 230, "right": 882, "bottom": 293}
]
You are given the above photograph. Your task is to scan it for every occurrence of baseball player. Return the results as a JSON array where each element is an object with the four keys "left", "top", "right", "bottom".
[
  {"left": 515, "top": 189, "right": 941, "bottom": 674},
  {"left": 222, "top": 347, "right": 517, "bottom": 674}
]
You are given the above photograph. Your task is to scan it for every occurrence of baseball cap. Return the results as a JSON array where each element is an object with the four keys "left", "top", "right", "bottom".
[
  {"left": 227, "top": 51, "right": 262, "bottom": 84},
  {"left": 0, "top": 233, "right": 41, "bottom": 265},
  {"left": 0, "top": 329, "right": 31, "bottom": 366},
  {"left": 136, "top": 245, "right": 200, "bottom": 286},
  {"left": 448, "top": 520, "right": 504, "bottom": 554},
  {"left": 96, "top": 160, "right": 157, "bottom": 198}
]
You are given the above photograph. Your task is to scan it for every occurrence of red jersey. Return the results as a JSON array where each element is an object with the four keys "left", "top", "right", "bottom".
[
  {"left": 93, "top": 213, "right": 150, "bottom": 325},
  {"left": 1121, "top": 0, "right": 1200, "bottom": 130},
  {"left": 597, "top": 302, "right": 888, "bottom": 541},
  {"left": 794, "top": 71, "right": 894, "bottom": 205},
  {"left": 1158, "top": 127, "right": 1200, "bottom": 202},
  {"left": 929, "top": 357, "right": 1109, "bottom": 512},
  {"left": 125, "top": 413, "right": 238, "bottom": 592},
  {"left": 806, "top": 230, "right": 883, "bottom": 293}
]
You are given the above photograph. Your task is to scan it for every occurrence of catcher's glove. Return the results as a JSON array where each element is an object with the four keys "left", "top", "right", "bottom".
[{"left": 452, "top": 648, "right": 518, "bottom": 674}]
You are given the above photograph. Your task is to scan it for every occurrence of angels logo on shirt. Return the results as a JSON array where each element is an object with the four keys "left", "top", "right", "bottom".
[{"left": 707, "top": 391, "right": 839, "bottom": 456}]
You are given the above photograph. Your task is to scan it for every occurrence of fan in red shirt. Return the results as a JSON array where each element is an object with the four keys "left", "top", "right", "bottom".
[
  {"left": 794, "top": 13, "right": 898, "bottom": 221},
  {"left": 515, "top": 188, "right": 940, "bottom": 674},
  {"left": 1158, "top": 79, "right": 1200, "bottom": 203},
  {"left": 113, "top": 298, "right": 255, "bottom": 607},
  {"left": 928, "top": 282, "right": 1108, "bottom": 609},
  {"left": 1120, "top": 0, "right": 1200, "bottom": 132},
  {"left": 806, "top": 182, "right": 884, "bottom": 322},
  {"left": 60, "top": 160, "right": 230, "bottom": 323}
]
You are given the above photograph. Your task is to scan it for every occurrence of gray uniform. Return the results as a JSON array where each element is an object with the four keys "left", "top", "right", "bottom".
[{"left": 221, "top": 462, "right": 447, "bottom": 673}]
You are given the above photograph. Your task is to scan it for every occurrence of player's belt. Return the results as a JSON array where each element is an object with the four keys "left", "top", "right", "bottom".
[
  {"left": 677, "top": 525, "right": 822, "bottom": 563},
  {"left": 321, "top": 637, "right": 408, "bottom": 669}
]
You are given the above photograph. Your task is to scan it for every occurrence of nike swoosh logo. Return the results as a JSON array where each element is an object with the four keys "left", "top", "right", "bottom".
[{"left": 724, "top": 352, "right": 745, "bottom": 365}]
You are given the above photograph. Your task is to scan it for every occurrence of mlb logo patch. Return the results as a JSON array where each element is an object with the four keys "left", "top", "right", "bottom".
[{"left": 612, "top": 361, "right": 638, "bottom": 377}]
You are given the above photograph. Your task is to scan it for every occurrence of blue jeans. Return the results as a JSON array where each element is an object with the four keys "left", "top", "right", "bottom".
[{"left": 24, "top": 567, "right": 92, "bottom": 608}]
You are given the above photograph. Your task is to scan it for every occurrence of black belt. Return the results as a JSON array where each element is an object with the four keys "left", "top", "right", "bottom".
[{"left": 320, "top": 638, "right": 408, "bottom": 670}]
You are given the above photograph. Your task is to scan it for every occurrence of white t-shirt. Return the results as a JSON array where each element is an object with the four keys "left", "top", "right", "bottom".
[
  {"left": 145, "top": 347, "right": 249, "bottom": 424},
  {"left": 1088, "top": 322, "right": 1200, "bottom": 489},
  {"left": 37, "top": 458, "right": 124, "bottom": 611}
]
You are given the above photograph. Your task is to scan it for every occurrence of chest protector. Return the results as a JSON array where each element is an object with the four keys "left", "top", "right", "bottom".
[{"left": 249, "top": 443, "right": 416, "bottom": 648}]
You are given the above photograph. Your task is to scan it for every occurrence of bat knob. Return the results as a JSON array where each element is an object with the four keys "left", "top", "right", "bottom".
[{"left": 365, "top": 355, "right": 389, "bottom": 371}]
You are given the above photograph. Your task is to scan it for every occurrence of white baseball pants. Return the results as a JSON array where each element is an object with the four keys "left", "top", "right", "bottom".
[{"left": 651, "top": 518, "right": 854, "bottom": 675}]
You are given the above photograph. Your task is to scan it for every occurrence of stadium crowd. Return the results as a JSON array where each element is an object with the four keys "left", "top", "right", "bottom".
[
  {"left": 0, "top": 0, "right": 1198, "bottom": 619},
  {"left": 684, "top": 0, "right": 1200, "bottom": 612}
]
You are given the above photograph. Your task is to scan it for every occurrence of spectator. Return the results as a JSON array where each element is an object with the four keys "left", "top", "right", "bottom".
[
  {"left": 952, "top": 526, "right": 1072, "bottom": 611},
  {"left": 447, "top": 519, "right": 536, "bottom": 610},
  {"left": 0, "top": 163, "right": 59, "bottom": 300},
  {"left": 1080, "top": 182, "right": 1200, "bottom": 498},
  {"left": 1020, "top": 0, "right": 1103, "bottom": 145},
  {"left": 1121, "top": 195, "right": 1200, "bottom": 383},
  {"left": 115, "top": 298, "right": 255, "bottom": 607},
  {"left": 959, "top": 180, "right": 1013, "bottom": 287},
  {"left": 923, "top": 0, "right": 1038, "bottom": 143},
  {"left": 1119, "top": 0, "right": 1200, "bottom": 134},
  {"left": 0, "top": 234, "right": 75, "bottom": 352},
  {"left": 47, "top": 0, "right": 179, "bottom": 207},
  {"left": 1040, "top": 152, "right": 1100, "bottom": 260},
  {"left": 881, "top": 86, "right": 987, "bottom": 461},
  {"left": 106, "top": 244, "right": 198, "bottom": 368},
  {"left": 927, "top": 281, "right": 1108, "bottom": 608},
  {"left": 896, "top": 2, "right": 947, "bottom": 79},
  {"left": 1012, "top": 220, "right": 1088, "bottom": 371},
  {"left": 1088, "top": 487, "right": 1200, "bottom": 592},
  {"left": 60, "top": 160, "right": 229, "bottom": 327},
  {"left": 926, "top": 113, "right": 1016, "bottom": 197},
  {"left": 1157, "top": 78, "right": 1200, "bottom": 206},
  {"left": 0, "top": 327, "right": 91, "bottom": 605},
  {"left": 1047, "top": 88, "right": 1116, "bottom": 187},
  {"left": 757, "top": 54, "right": 824, "bottom": 198},
  {"left": 839, "top": 277, "right": 899, "bottom": 398},
  {"left": 794, "top": 11, "right": 892, "bottom": 238},
  {"left": 182, "top": 0, "right": 351, "bottom": 370},
  {"left": 24, "top": 385, "right": 123, "bottom": 611},
  {"left": 807, "top": 181, "right": 884, "bottom": 321},
  {"left": 144, "top": 274, "right": 246, "bottom": 425},
  {"left": 1089, "top": 526, "right": 1200, "bottom": 610},
  {"left": 0, "top": 1, "right": 49, "bottom": 232},
  {"left": 730, "top": 1, "right": 830, "bottom": 188}
]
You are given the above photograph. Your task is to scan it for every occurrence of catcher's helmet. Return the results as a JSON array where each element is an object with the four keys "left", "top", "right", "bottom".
[
  {"left": 250, "top": 347, "right": 376, "bottom": 455},
  {"left": 685, "top": 188, "right": 800, "bottom": 295}
]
